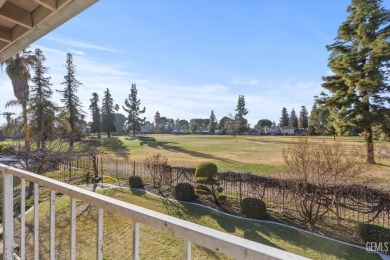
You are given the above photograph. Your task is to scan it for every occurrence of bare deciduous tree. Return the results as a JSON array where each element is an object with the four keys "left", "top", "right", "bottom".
[
  {"left": 144, "top": 153, "right": 172, "bottom": 194},
  {"left": 282, "top": 137, "right": 368, "bottom": 229}
]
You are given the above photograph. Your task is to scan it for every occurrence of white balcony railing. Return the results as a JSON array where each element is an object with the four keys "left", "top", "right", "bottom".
[{"left": 0, "top": 163, "right": 308, "bottom": 260}]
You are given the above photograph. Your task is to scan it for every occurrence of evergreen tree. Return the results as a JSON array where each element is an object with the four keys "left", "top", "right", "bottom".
[
  {"left": 321, "top": 0, "right": 390, "bottom": 163},
  {"left": 114, "top": 104, "right": 120, "bottom": 114},
  {"left": 101, "top": 88, "right": 116, "bottom": 137},
  {"left": 279, "top": 107, "right": 289, "bottom": 126},
  {"left": 154, "top": 111, "right": 161, "bottom": 134},
  {"left": 89, "top": 93, "right": 101, "bottom": 138},
  {"left": 123, "top": 83, "right": 146, "bottom": 136},
  {"left": 57, "top": 53, "right": 84, "bottom": 147},
  {"left": 29, "top": 48, "right": 56, "bottom": 149},
  {"left": 298, "top": 106, "right": 309, "bottom": 129},
  {"left": 235, "top": 95, "right": 248, "bottom": 134},
  {"left": 308, "top": 104, "right": 318, "bottom": 135},
  {"left": 208, "top": 110, "right": 217, "bottom": 134},
  {"left": 114, "top": 113, "right": 126, "bottom": 135},
  {"left": 308, "top": 100, "right": 331, "bottom": 136},
  {"left": 175, "top": 118, "right": 180, "bottom": 131},
  {"left": 289, "top": 108, "right": 298, "bottom": 128}
]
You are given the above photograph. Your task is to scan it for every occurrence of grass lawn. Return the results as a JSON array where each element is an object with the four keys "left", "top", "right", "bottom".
[
  {"left": 14, "top": 188, "right": 380, "bottom": 260},
  {"left": 95, "top": 134, "right": 390, "bottom": 187}
]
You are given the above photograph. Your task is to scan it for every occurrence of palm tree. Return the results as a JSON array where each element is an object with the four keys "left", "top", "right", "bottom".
[
  {"left": 2, "top": 49, "right": 36, "bottom": 142},
  {"left": 0, "top": 112, "right": 15, "bottom": 125}
]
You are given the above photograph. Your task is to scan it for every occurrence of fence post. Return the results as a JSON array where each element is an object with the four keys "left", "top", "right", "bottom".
[
  {"left": 101, "top": 157, "right": 104, "bottom": 188},
  {"left": 68, "top": 160, "right": 72, "bottom": 181},
  {"left": 239, "top": 180, "right": 242, "bottom": 204},
  {"left": 282, "top": 186, "right": 285, "bottom": 212},
  {"left": 133, "top": 161, "right": 136, "bottom": 176},
  {"left": 2, "top": 168, "right": 14, "bottom": 260}
]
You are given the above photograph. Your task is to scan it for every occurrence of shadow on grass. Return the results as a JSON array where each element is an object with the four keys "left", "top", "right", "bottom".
[
  {"left": 128, "top": 190, "right": 378, "bottom": 260},
  {"left": 130, "top": 188, "right": 146, "bottom": 196},
  {"left": 89, "top": 137, "right": 129, "bottom": 158},
  {"left": 126, "top": 136, "right": 237, "bottom": 164}
]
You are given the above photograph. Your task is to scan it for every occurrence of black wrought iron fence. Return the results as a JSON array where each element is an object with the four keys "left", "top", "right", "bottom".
[{"left": 44, "top": 156, "right": 390, "bottom": 229}]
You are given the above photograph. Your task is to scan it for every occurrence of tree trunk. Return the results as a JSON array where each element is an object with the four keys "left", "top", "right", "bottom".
[
  {"left": 22, "top": 102, "right": 29, "bottom": 147},
  {"left": 98, "top": 132, "right": 101, "bottom": 138},
  {"left": 107, "top": 131, "right": 111, "bottom": 138},
  {"left": 364, "top": 126, "right": 375, "bottom": 164}
]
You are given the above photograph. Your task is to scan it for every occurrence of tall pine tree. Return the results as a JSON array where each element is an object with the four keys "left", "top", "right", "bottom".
[
  {"left": 208, "top": 110, "right": 217, "bottom": 134},
  {"left": 279, "top": 107, "right": 289, "bottom": 126},
  {"left": 298, "top": 106, "right": 308, "bottom": 129},
  {"left": 289, "top": 108, "right": 298, "bottom": 128},
  {"left": 57, "top": 53, "right": 84, "bottom": 147},
  {"left": 309, "top": 100, "right": 331, "bottom": 136},
  {"left": 29, "top": 48, "right": 56, "bottom": 149},
  {"left": 235, "top": 95, "right": 248, "bottom": 135},
  {"left": 321, "top": 0, "right": 390, "bottom": 163},
  {"left": 308, "top": 104, "right": 318, "bottom": 135},
  {"left": 123, "top": 83, "right": 146, "bottom": 136},
  {"left": 89, "top": 92, "right": 101, "bottom": 138},
  {"left": 154, "top": 111, "right": 161, "bottom": 134},
  {"left": 101, "top": 88, "right": 116, "bottom": 137}
]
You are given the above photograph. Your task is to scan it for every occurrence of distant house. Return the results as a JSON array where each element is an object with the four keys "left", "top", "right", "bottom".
[
  {"left": 248, "top": 128, "right": 260, "bottom": 135},
  {"left": 266, "top": 127, "right": 281, "bottom": 135},
  {"left": 294, "top": 128, "right": 308, "bottom": 136},
  {"left": 279, "top": 126, "right": 295, "bottom": 135}
]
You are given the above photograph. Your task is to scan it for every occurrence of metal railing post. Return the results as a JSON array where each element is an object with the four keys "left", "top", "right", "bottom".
[
  {"left": 2, "top": 169, "right": 14, "bottom": 260},
  {"left": 133, "top": 222, "right": 140, "bottom": 260}
]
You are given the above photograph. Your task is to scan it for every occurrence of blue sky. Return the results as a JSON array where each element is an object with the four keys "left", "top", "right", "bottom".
[{"left": 1, "top": 0, "right": 389, "bottom": 126}]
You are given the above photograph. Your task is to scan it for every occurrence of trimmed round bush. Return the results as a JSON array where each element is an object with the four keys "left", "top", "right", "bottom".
[
  {"left": 241, "top": 198, "right": 267, "bottom": 219},
  {"left": 195, "top": 162, "right": 217, "bottom": 181},
  {"left": 358, "top": 223, "right": 390, "bottom": 244},
  {"left": 194, "top": 184, "right": 211, "bottom": 195},
  {"left": 174, "top": 183, "right": 196, "bottom": 201},
  {"left": 0, "top": 145, "right": 11, "bottom": 155},
  {"left": 217, "top": 195, "right": 227, "bottom": 203},
  {"left": 129, "top": 175, "right": 143, "bottom": 188}
]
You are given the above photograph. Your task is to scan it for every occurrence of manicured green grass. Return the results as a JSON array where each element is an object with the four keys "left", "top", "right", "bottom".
[
  {"left": 14, "top": 188, "right": 380, "bottom": 259},
  {"left": 95, "top": 135, "right": 390, "bottom": 184}
]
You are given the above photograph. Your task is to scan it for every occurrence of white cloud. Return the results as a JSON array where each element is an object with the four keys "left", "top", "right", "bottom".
[
  {"left": 43, "top": 35, "right": 121, "bottom": 53},
  {"left": 70, "top": 50, "right": 86, "bottom": 56},
  {"left": 231, "top": 78, "right": 259, "bottom": 86},
  {"left": 0, "top": 43, "right": 321, "bottom": 126}
]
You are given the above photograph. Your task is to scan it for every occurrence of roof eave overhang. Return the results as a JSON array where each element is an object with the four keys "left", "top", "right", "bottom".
[{"left": 0, "top": 0, "right": 98, "bottom": 63}]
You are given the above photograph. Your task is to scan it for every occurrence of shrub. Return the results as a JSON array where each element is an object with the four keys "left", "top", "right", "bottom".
[
  {"left": 358, "top": 223, "right": 390, "bottom": 245},
  {"left": 217, "top": 195, "right": 227, "bottom": 202},
  {"left": 174, "top": 183, "right": 196, "bottom": 201},
  {"left": 194, "top": 184, "right": 211, "bottom": 195},
  {"left": 241, "top": 198, "right": 267, "bottom": 219},
  {"left": 144, "top": 153, "right": 173, "bottom": 192},
  {"left": 195, "top": 162, "right": 218, "bottom": 179},
  {"left": 0, "top": 146, "right": 11, "bottom": 155},
  {"left": 194, "top": 162, "right": 223, "bottom": 205},
  {"left": 129, "top": 175, "right": 143, "bottom": 188}
]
